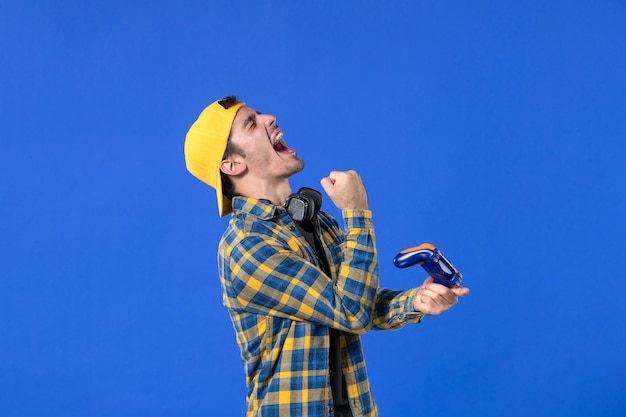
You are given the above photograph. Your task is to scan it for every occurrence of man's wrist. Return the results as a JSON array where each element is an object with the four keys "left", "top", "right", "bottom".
[{"left": 407, "top": 288, "right": 426, "bottom": 317}]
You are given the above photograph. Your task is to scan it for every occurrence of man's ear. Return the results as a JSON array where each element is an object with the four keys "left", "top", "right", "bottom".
[{"left": 220, "top": 156, "right": 246, "bottom": 176}]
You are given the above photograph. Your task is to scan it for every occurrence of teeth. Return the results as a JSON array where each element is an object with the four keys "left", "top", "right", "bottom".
[{"left": 272, "top": 131, "right": 284, "bottom": 147}]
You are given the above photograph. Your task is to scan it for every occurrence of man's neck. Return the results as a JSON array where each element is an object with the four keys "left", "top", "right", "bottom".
[{"left": 235, "top": 179, "right": 292, "bottom": 207}]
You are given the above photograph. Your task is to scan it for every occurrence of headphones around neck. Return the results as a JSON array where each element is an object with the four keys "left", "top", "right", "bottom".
[{"left": 284, "top": 187, "right": 323, "bottom": 222}]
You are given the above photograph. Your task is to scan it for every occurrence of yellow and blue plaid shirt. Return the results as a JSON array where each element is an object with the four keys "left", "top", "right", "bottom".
[{"left": 218, "top": 197, "right": 424, "bottom": 417}]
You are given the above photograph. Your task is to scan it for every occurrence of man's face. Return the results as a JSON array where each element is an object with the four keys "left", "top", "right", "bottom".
[{"left": 228, "top": 105, "right": 304, "bottom": 181}]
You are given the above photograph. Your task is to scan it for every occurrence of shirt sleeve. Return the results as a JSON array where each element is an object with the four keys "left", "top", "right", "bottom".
[
  {"left": 221, "top": 210, "right": 379, "bottom": 334},
  {"left": 371, "top": 288, "right": 424, "bottom": 330}
]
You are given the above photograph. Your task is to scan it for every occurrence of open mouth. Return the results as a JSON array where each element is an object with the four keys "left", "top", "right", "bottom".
[{"left": 271, "top": 131, "right": 295, "bottom": 155}]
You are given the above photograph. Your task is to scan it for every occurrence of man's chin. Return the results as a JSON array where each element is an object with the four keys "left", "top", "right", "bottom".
[{"left": 288, "top": 158, "right": 305, "bottom": 176}]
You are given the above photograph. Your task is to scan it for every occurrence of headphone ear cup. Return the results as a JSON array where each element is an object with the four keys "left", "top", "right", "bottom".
[
  {"left": 285, "top": 193, "right": 309, "bottom": 222},
  {"left": 285, "top": 188, "right": 323, "bottom": 222},
  {"left": 297, "top": 187, "right": 323, "bottom": 218}
]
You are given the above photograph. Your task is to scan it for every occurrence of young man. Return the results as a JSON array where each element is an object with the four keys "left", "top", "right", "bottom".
[{"left": 184, "top": 97, "right": 469, "bottom": 417}]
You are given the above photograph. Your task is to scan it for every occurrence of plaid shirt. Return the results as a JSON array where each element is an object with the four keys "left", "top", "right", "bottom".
[{"left": 218, "top": 197, "right": 424, "bottom": 417}]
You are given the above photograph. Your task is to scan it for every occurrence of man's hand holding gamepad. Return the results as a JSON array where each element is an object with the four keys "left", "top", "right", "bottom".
[{"left": 413, "top": 277, "right": 470, "bottom": 316}]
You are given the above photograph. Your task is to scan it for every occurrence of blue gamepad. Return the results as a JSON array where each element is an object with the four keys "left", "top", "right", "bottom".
[{"left": 393, "top": 243, "right": 463, "bottom": 288}]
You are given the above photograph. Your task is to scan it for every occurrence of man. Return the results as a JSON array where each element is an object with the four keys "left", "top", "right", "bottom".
[{"left": 184, "top": 97, "right": 469, "bottom": 417}]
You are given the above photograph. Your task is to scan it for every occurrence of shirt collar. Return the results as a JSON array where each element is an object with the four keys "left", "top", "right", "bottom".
[{"left": 231, "top": 196, "right": 278, "bottom": 220}]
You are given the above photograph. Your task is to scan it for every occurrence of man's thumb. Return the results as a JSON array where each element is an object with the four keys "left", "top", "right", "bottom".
[{"left": 320, "top": 176, "right": 334, "bottom": 194}]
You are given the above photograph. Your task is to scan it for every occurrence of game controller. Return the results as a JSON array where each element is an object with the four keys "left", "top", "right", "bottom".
[{"left": 393, "top": 243, "right": 463, "bottom": 288}]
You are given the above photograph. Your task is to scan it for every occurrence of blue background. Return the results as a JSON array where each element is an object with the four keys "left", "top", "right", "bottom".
[{"left": 2, "top": 1, "right": 625, "bottom": 416}]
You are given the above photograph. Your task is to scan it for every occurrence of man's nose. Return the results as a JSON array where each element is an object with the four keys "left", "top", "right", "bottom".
[{"left": 262, "top": 114, "right": 276, "bottom": 128}]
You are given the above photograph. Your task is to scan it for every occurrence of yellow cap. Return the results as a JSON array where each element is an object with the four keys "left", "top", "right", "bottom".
[{"left": 184, "top": 99, "right": 245, "bottom": 217}]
